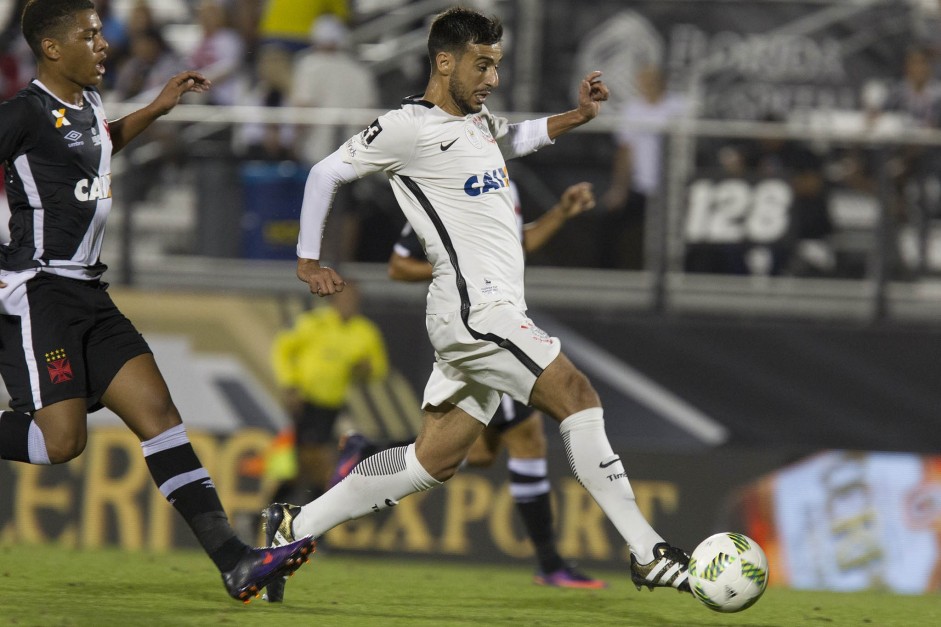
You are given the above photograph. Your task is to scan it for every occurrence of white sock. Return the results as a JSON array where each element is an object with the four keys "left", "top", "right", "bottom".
[
  {"left": 293, "top": 443, "right": 440, "bottom": 538},
  {"left": 27, "top": 420, "right": 50, "bottom": 465},
  {"left": 559, "top": 408, "right": 663, "bottom": 562}
]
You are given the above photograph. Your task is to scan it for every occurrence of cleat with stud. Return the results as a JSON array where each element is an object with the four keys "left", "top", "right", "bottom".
[
  {"left": 261, "top": 502, "right": 304, "bottom": 602},
  {"left": 221, "top": 535, "right": 315, "bottom": 602},
  {"left": 629, "top": 542, "right": 691, "bottom": 594},
  {"left": 534, "top": 565, "right": 607, "bottom": 590}
]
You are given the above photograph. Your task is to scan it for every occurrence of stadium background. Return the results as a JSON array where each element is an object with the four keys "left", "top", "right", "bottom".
[{"left": 2, "top": 0, "right": 941, "bottom": 595}]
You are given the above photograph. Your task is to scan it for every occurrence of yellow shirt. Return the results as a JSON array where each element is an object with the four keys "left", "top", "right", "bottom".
[
  {"left": 259, "top": 0, "right": 350, "bottom": 45},
  {"left": 271, "top": 306, "right": 388, "bottom": 408}
]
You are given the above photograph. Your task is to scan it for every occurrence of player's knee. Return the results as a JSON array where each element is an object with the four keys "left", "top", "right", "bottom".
[
  {"left": 464, "top": 447, "right": 497, "bottom": 468},
  {"left": 540, "top": 368, "right": 600, "bottom": 418},
  {"left": 45, "top": 431, "right": 87, "bottom": 463},
  {"left": 568, "top": 370, "right": 600, "bottom": 405},
  {"left": 429, "top": 460, "right": 461, "bottom": 482}
]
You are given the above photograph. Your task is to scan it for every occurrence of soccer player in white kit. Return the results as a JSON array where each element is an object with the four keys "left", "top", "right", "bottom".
[{"left": 263, "top": 6, "right": 691, "bottom": 601}]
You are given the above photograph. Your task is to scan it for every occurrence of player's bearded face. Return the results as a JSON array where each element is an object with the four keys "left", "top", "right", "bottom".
[{"left": 449, "top": 43, "right": 501, "bottom": 115}]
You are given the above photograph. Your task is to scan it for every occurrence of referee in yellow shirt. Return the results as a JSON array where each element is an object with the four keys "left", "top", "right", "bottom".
[{"left": 271, "top": 283, "right": 389, "bottom": 502}]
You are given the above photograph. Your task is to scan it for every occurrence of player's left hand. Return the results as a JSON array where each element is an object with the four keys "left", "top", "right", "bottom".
[
  {"left": 152, "top": 71, "right": 212, "bottom": 116},
  {"left": 576, "top": 71, "right": 609, "bottom": 121}
]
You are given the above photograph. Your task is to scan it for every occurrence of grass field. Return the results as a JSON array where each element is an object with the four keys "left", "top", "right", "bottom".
[{"left": 0, "top": 544, "right": 937, "bottom": 626}]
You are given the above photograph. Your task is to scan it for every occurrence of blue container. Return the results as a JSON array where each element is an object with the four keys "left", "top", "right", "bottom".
[{"left": 240, "top": 161, "right": 307, "bottom": 259}]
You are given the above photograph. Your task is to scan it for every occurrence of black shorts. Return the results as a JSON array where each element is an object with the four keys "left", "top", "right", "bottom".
[
  {"left": 488, "top": 394, "right": 537, "bottom": 433},
  {"left": 294, "top": 402, "right": 341, "bottom": 445},
  {"left": 0, "top": 272, "right": 151, "bottom": 413}
]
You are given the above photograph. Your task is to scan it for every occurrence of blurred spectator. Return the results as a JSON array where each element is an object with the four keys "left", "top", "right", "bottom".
[
  {"left": 0, "top": 0, "right": 31, "bottom": 101},
  {"left": 1, "top": 0, "right": 31, "bottom": 244},
  {"left": 866, "top": 46, "right": 941, "bottom": 277},
  {"left": 745, "top": 127, "right": 833, "bottom": 276},
  {"left": 112, "top": 27, "right": 184, "bottom": 101},
  {"left": 230, "top": 0, "right": 266, "bottom": 59},
  {"left": 188, "top": 0, "right": 246, "bottom": 106},
  {"left": 687, "top": 125, "right": 833, "bottom": 277},
  {"left": 290, "top": 14, "right": 377, "bottom": 165},
  {"left": 290, "top": 14, "right": 380, "bottom": 263},
  {"left": 870, "top": 47, "right": 941, "bottom": 129},
  {"left": 270, "top": 283, "right": 388, "bottom": 505},
  {"left": 233, "top": 43, "right": 297, "bottom": 161},
  {"left": 602, "top": 63, "right": 689, "bottom": 269},
  {"left": 95, "top": 0, "right": 128, "bottom": 89},
  {"left": 126, "top": 0, "right": 159, "bottom": 38},
  {"left": 111, "top": 22, "right": 187, "bottom": 209},
  {"left": 259, "top": 0, "right": 350, "bottom": 53}
]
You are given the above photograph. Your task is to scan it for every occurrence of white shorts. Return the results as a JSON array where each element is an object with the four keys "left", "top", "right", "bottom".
[{"left": 422, "top": 301, "right": 561, "bottom": 424}]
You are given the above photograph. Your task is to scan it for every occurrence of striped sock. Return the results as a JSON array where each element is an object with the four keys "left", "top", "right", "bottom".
[
  {"left": 141, "top": 424, "right": 246, "bottom": 571},
  {"left": 294, "top": 443, "right": 440, "bottom": 538}
]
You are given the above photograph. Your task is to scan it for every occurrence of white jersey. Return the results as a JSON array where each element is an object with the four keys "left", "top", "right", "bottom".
[{"left": 340, "top": 97, "right": 552, "bottom": 314}]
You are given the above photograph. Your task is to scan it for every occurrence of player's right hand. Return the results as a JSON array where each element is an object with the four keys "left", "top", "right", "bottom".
[
  {"left": 559, "top": 182, "right": 596, "bottom": 217},
  {"left": 297, "top": 258, "right": 345, "bottom": 297}
]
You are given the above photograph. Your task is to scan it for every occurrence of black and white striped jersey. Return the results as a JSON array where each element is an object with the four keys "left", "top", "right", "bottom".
[{"left": 0, "top": 80, "right": 113, "bottom": 280}]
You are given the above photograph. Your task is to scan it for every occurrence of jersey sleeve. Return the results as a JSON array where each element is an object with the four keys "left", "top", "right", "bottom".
[
  {"left": 485, "top": 109, "right": 552, "bottom": 159},
  {"left": 341, "top": 108, "right": 419, "bottom": 176},
  {"left": 0, "top": 97, "right": 31, "bottom": 162}
]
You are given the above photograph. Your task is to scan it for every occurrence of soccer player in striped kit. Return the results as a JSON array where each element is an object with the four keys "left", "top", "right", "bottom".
[{"left": 0, "top": 0, "right": 314, "bottom": 602}]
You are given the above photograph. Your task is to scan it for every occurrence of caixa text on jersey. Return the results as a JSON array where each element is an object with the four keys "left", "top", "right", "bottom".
[
  {"left": 73, "top": 174, "right": 111, "bottom": 202},
  {"left": 464, "top": 167, "right": 510, "bottom": 197}
]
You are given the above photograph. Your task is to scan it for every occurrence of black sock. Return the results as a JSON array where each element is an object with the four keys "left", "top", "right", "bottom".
[
  {"left": 0, "top": 411, "right": 32, "bottom": 462},
  {"left": 509, "top": 458, "right": 565, "bottom": 573},
  {"left": 141, "top": 424, "right": 247, "bottom": 572},
  {"left": 0, "top": 410, "right": 48, "bottom": 463},
  {"left": 515, "top": 492, "right": 565, "bottom": 573}
]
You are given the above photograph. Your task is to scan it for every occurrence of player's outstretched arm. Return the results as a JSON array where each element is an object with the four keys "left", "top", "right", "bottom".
[
  {"left": 109, "top": 71, "right": 211, "bottom": 153},
  {"left": 546, "top": 71, "right": 610, "bottom": 140},
  {"left": 522, "top": 182, "right": 595, "bottom": 254},
  {"left": 388, "top": 252, "right": 433, "bottom": 282}
]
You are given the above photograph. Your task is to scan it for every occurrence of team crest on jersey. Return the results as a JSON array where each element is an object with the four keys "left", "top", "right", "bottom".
[
  {"left": 52, "top": 108, "right": 71, "bottom": 128},
  {"left": 520, "top": 321, "right": 554, "bottom": 345},
  {"left": 471, "top": 116, "right": 496, "bottom": 144},
  {"left": 45, "top": 348, "right": 74, "bottom": 384}
]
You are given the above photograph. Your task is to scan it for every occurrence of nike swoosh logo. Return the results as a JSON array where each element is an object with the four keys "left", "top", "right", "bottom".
[
  {"left": 599, "top": 457, "right": 621, "bottom": 468},
  {"left": 262, "top": 552, "right": 275, "bottom": 565},
  {"left": 440, "top": 138, "right": 458, "bottom": 151}
]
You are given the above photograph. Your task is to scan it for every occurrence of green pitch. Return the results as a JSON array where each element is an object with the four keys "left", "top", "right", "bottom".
[{"left": 0, "top": 544, "right": 937, "bottom": 626}]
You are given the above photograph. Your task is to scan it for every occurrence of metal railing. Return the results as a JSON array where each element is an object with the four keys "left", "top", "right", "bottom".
[{"left": 101, "top": 101, "right": 941, "bottom": 325}]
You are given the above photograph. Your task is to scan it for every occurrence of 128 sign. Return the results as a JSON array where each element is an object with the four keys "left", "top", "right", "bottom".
[{"left": 685, "top": 178, "right": 793, "bottom": 244}]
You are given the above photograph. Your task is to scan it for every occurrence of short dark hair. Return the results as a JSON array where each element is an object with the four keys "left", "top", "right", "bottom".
[
  {"left": 427, "top": 7, "right": 502, "bottom": 64},
  {"left": 21, "top": 0, "right": 95, "bottom": 58}
]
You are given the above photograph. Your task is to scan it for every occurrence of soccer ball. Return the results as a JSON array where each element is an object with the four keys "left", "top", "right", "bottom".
[{"left": 688, "top": 532, "right": 769, "bottom": 613}]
